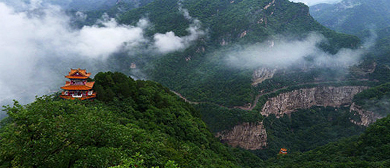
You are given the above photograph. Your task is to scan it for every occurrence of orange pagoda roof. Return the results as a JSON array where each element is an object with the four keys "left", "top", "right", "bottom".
[
  {"left": 60, "top": 68, "right": 96, "bottom": 100},
  {"left": 65, "top": 68, "right": 91, "bottom": 79},
  {"left": 279, "top": 148, "right": 287, "bottom": 155},
  {"left": 61, "top": 81, "right": 95, "bottom": 91}
]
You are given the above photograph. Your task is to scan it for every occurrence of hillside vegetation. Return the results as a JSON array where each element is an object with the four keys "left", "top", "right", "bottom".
[
  {"left": 264, "top": 113, "right": 390, "bottom": 167},
  {"left": 1, "top": 72, "right": 388, "bottom": 167},
  {"left": 310, "top": 0, "right": 390, "bottom": 85},
  {"left": 110, "top": 0, "right": 381, "bottom": 162},
  {"left": 310, "top": 0, "right": 390, "bottom": 36},
  {"left": 0, "top": 72, "right": 262, "bottom": 167},
  {"left": 2, "top": 0, "right": 389, "bottom": 166},
  {"left": 113, "top": 0, "right": 361, "bottom": 107}
]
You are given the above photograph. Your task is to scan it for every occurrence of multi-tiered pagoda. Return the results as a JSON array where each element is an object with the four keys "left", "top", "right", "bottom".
[{"left": 60, "top": 68, "right": 96, "bottom": 100}]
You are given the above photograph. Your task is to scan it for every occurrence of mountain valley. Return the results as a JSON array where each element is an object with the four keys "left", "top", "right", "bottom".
[{"left": 1, "top": 0, "right": 390, "bottom": 167}]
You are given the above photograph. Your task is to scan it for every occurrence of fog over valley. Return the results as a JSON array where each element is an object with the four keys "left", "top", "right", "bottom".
[
  {"left": 0, "top": 0, "right": 374, "bottom": 119},
  {"left": 225, "top": 32, "right": 374, "bottom": 69},
  {"left": 2, "top": 0, "right": 390, "bottom": 167},
  {"left": 291, "top": 0, "right": 342, "bottom": 6},
  {"left": 0, "top": 0, "right": 205, "bottom": 118}
]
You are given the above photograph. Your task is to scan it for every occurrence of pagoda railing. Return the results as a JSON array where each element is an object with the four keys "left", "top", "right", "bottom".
[{"left": 72, "top": 94, "right": 83, "bottom": 98}]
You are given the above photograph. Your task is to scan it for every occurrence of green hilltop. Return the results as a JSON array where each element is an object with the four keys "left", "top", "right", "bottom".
[{"left": 0, "top": 72, "right": 263, "bottom": 167}]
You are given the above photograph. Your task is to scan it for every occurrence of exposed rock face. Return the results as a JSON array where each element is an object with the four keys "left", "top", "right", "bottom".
[
  {"left": 264, "top": 0, "right": 276, "bottom": 10},
  {"left": 350, "top": 102, "right": 382, "bottom": 126},
  {"left": 216, "top": 122, "right": 267, "bottom": 150},
  {"left": 261, "top": 86, "right": 369, "bottom": 117},
  {"left": 252, "top": 67, "right": 277, "bottom": 86},
  {"left": 218, "top": 86, "right": 372, "bottom": 150}
]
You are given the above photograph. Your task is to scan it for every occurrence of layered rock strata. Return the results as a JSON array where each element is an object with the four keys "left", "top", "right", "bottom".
[
  {"left": 252, "top": 67, "right": 277, "bottom": 86},
  {"left": 216, "top": 122, "right": 267, "bottom": 150},
  {"left": 349, "top": 102, "right": 382, "bottom": 126},
  {"left": 261, "top": 86, "right": 369, "bottom": 117},
  {"left": 218, "top": 86, "right": 372, "bottom": 150}
]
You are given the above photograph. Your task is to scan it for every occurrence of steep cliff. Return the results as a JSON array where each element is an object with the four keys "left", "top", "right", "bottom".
[
  {"left": 252, "top": 67, "right": 277, "bottom": 86},
  {"left": 216, "top": 122, "right": 267, "bottom": 150},
  {"left": 261, "top": 86, "right": 369, "bottom": 117},
  {"left": 217, "top": 86, "right": 370, "bottom": 150},
  {"left": 349, "top": 102, "right": 382, "bottom": 126}
]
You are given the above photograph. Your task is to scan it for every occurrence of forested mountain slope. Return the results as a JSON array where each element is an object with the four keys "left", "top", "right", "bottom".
[
  {"left": 0, "top": 72, "right": 262, "bottom": 167},
  {"left": 114, "top": 0, "right": 360, "bottom": 107},
  {"left": 2, "top": 0, "right": 386, "bottom": 166},
  {"left": 310, "top": 0, "right": 390, "bottom": 36},
  {"left": 109, "top": 0, "right": 377, "bottom": 160},
  {"left": 264, "top": 113, "right": 390, "bottom": 167},
  {"left": 309, "top": 0, "right": 390, "bottom": 107}
]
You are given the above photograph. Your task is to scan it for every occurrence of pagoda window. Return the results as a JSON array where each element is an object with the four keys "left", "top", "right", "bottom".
[{"left": 71, "top": 80, "right": 85, "bottom": 85}]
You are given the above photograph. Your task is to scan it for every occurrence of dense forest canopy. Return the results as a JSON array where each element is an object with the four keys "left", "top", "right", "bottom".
[
  {"left": 113, "top": 0, "right": 362, "bottom": 107},
  {"left": 310, "top": 0, "right": 390, "bottom": 36},
  {"left": 263, "top": 114, "right": 390, "bottom": 167},
  {"left": 0, "top": 72, "right": 263, "bottom": 167}
]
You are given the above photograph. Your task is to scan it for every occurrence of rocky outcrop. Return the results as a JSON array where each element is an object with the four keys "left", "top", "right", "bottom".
[
  {"left": 217, "top": 86, "right": 371, "bottom": 150},
  {"left": 349, "top": 102, "right": 382, "bottom": 126},
  {"left": 263, "top": 0, "right": 276, "bottom": 10},
  {"left": 261, "top": 86, "right": 369, "bottom": 117},
  {"left": 252, "top": 67, "right": 276, "bottom": 86},
  {"left": 216, "top": 122, "right": 267, "bottom": 150}
]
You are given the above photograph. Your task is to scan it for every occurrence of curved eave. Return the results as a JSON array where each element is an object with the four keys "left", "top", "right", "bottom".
[
  {"left": 65, "top": 75, "right": 89, "bottom": 79},
  {"left": 61, "top": 85, "right": 93, "bottom": 90}
]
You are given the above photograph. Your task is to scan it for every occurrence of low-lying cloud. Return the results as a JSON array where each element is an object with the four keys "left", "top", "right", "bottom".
[
  {"left": 226, "top": 32, "right": 371, "bottom": 70},
  {"left": 153, "top": 1, "right": 205, "bottom": 53},
  {"left": 153, "top": 19, "right": 204, "bottom": 53},
  {"left": 74, "top": 14, "right": 147, "bottom": 59},
  {"left": 0, "top": 2, "right": 146, "bottom": 106},
  {"left": 290, "top": 0, "right": 342, "bottom": 6}
]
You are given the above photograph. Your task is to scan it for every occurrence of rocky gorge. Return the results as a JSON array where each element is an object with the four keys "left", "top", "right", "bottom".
[
  {"left": 216, "top": 122, "right": 267, "bottom": 150},
  {"left": 217, "top": 86, "right": 378, "bottom": 150},
  {"left": 260, "top": 86, "right": 369, "bottom": 117}
]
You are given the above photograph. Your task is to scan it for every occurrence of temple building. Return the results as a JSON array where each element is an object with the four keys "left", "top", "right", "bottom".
[
  {"left": 279, "top": 148, "right": 287, "bottom": 155},
  {"left": 60, "top": 68, "right": 96, "bottom": 100}
]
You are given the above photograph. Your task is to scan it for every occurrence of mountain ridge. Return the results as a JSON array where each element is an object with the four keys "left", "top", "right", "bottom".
[
  {"left": 310, "top": 0, "right": 390, "bottom": 36},
  {"left": 115, "top": 0, "right": 361, "bottom": 107}
]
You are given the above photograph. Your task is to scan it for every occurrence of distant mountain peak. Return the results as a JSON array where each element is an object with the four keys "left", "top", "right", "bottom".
[{"left": 310, "top": 0, "right": 390, "bottom": 35}]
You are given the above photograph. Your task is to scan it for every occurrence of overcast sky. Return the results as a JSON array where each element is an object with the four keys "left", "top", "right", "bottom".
[{"left": 291, "top": 0, "right": 342, "bottom": 6}]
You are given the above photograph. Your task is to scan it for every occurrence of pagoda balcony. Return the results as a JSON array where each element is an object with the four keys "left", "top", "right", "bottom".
[{"left": 60, "top": 92, "right": 96, "bottom": 100}]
